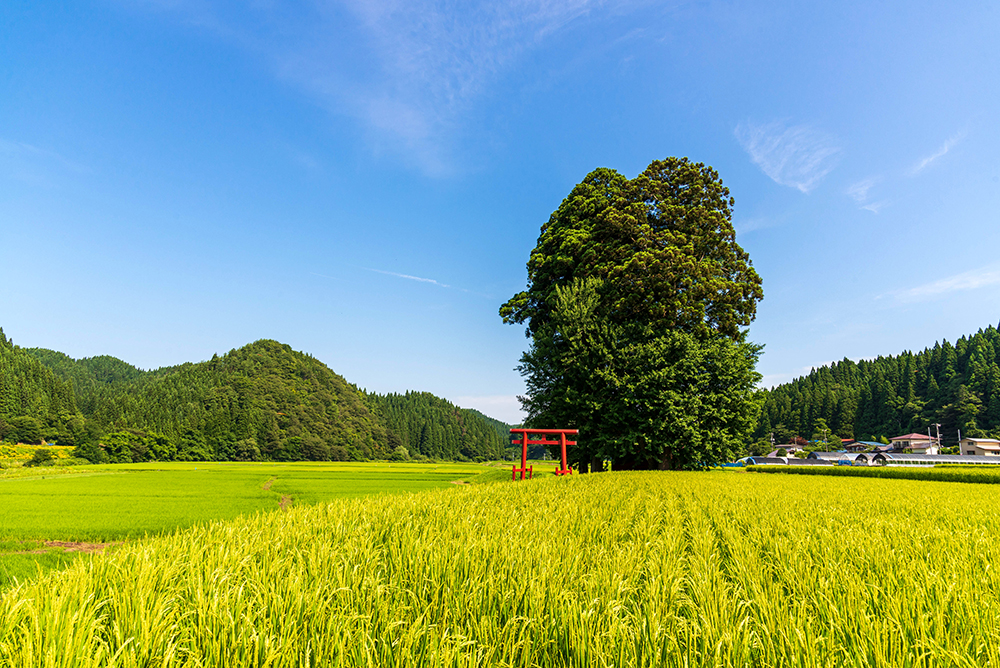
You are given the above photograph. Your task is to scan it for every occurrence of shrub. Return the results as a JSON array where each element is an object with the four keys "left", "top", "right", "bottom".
[{"left": 24, "top": 448, "right": 56, "bottom": 467}]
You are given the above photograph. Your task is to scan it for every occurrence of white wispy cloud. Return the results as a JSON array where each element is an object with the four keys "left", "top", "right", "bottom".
[
  {"left": 0, "top": 138, "right": 88, "bottom": 187},
  {"left": 887, "top": 265, "right": 1000, "bottom": 303},
  {"left": 860, "top": 200, "right": 889, "bottom": 213},
  {"left": 136, "top": 0, "right": 632, "bottom": 174},
  {"left": 734, "top": 120, "right": 840, "bottom": 193},
  {"left": 846, "top": 176, "right": 879, "bottom": 202},
  {"left": 910, "top": 131, "right": 965, "bottom": 175},
  {"left": 845, "top": 176, "right": 890, "bottom": 213},
  {"left": 364, "top": 267, "right": 451, "bottom": 288},
  {"left": 291, "top": 0, "right": 623, "bottom": 173},
  {"left": 733, "top": 217, "right": 776, "bottom": 235}
]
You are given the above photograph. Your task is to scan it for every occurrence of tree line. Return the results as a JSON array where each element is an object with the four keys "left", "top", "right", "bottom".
[
  {"left": 755, "top": 324, "right": 1000, "bottom": 446},
  {"left": 0, "top": 329, "right": 510, "bottom": 463}
]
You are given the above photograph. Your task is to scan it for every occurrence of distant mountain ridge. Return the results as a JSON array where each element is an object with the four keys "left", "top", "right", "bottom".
[{"left": 0, "top": 328, "right": 509, "bottom": 463}]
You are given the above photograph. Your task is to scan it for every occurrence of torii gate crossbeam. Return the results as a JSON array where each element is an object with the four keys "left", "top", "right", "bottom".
[{"left": 509, "top": 428, "right": 579, "bottom": 480}]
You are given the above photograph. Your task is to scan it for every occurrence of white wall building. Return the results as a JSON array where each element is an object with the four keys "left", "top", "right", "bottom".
[
  {"left": 959, "top": 438, "right": 1000, "bottom": 456},
  {"left": 889, "top": 433, "right": 938, "bottom": 455}
]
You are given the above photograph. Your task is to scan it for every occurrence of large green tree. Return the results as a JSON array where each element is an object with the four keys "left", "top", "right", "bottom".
[
  {"left": 502, "top": 158, "right": 764, "bottom": 470},
  {"left": 501, "top": 158, "right": 763, "bottom": 340}
]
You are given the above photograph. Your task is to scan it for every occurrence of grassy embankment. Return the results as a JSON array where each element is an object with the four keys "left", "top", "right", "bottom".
[
  {"left": 0, "top": 460, "right": 494, "bottom": 587},
  {"left": 4, "top": 470, "right": 1000, "bottom": 666},
  {"left": 747, "top": 462, "right": 1000, "bottom": 483},
  {"left": 0, "top": 444, "right": 77, "bottom": 472}
]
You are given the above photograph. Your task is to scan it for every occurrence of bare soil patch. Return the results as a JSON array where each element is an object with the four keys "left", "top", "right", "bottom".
[
  {"left": 262, "top": 477, "right": 277, "bottom": 491},
  {"left": 15, "top": 541, "right": 120, "bottom": 555},
  {"left": 279, "top": 495, "right": 292, "bottom": 511}
]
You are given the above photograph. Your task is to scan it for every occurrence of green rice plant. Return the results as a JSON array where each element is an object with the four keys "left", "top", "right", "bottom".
[
  {"left": 2, "top": 471, "right": 1000, "bottom": 666},
  {"left": 0, "top": 462, "right": 491, "bottom": 543},
  {"left": 0, "top": 461, "right": 491, "bottom": 588}
]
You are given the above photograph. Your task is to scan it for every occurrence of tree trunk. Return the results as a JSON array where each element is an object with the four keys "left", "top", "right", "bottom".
[{"left": 612, "top": 457, "right": 637, "bottom": 470}]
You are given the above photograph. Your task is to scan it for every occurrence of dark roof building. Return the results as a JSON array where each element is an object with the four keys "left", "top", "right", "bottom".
[
  {"left": 786, "top": 458, "right": 833, "bottom": 466},
  {"left": 746, "top": 456, "right": 787, "bottom": 466}
]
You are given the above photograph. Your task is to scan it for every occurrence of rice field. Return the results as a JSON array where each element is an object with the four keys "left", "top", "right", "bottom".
[
  {"left": 3, "top": 470, "right": 1000, "bottom": 667},
  {"left": 0, "top": 461, "right": 490, "bottom": 587}
]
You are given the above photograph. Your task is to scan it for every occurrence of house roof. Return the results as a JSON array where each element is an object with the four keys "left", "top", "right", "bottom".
[
  {"left": 963, "top": 438, "right": 1000, "bottom": 445},
  {"left": 890, "top": 433, "right": 932, "bottom": 441},
  {"left": 970, "top": 442, "right": 1000, "bottom": 450}
]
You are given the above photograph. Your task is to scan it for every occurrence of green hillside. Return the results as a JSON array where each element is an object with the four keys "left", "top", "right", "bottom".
[
  {"left": 46, "top": 339, "right": 391, "bottom": 462},
  {"left": 4, "top": 333, "right": 511, "bottom": 464},
  {"left": 25, "top": 348, "right": 153, "bottom": 416},
  {"left": 0, "top": 329, "right": 81, "bottom": 446},
  {"left": 366, "top": 391, "right": 508, "bottom": 461},
  {"left": 756, "top": 324, "right": 1000, "bottom": 444}
]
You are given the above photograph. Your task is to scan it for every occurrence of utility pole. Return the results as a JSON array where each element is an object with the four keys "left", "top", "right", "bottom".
[{"left": 933, "top": 423, "right": 942, "bottom": 453}]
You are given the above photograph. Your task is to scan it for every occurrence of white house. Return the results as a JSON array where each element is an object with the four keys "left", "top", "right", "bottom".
[
  {"left": 959, "top": 438, "right": 1000, "bottom": 456},
  {"left": 890, "top": 433, "right": 938, "bottom": 455}
]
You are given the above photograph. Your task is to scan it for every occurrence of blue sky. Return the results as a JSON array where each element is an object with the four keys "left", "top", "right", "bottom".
[{"left": 2, "top": 0, "right": 998, "bottom": 423}]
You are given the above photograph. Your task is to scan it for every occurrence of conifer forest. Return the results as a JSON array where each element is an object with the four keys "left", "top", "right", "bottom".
[
  {"left": 755, "top": 324, "right": 1000, "bottom": 444},
  {"left": 0, "top": 328, "right": 509, "bottom": 463}
]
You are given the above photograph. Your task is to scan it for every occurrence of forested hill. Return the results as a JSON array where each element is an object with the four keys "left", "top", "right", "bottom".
[
  {"left": 366, "top": 392, "right": 508, "bottom": 461},
  {"left": 25, "top": 348, "right": 159, "bottom": 415},
  {"left": 0, "top": 330, "right": 511, "bottom": 463},
  {"left": 34, "top": 340, "right": 390, "bottom": 462},
  {"left": 0, "top": 329, "right": 79, "bottom": 444},
  {"left": 755, "top": 324, "right": 1000, "bottom": 445}
]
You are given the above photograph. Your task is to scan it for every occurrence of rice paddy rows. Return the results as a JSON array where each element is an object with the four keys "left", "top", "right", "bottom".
[
  {"left": 0, "top": 461, "right": 490, "bottom": 588},
  {"left": 3, "top": 471, "right": 999, "bottom": 667}
]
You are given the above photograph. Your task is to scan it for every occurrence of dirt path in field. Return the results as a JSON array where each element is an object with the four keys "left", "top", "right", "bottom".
[
  {"left": 278, "top": 495, "right": 292, "bottom": 511},
  {"left": 450, "top": 480, "right": 469, "bottom": 485},
  {"left": 262, "top": 477, "right": 277, "bottom": 491},
  {"left": 14, "top": 541, "right": 120, "bottom": 555}
]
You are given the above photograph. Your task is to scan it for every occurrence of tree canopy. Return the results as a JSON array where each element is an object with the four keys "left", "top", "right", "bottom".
[
  {"left": 503, "top": 159, "right": 764, "bottom": 470},
  {"left": 500, "top": 158, "right": 762, "bottom": 341}
]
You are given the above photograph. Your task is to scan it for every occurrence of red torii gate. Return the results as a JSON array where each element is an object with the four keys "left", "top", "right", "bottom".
[{"left": 510, "top": 428, "right": 578, "bottom": 480}]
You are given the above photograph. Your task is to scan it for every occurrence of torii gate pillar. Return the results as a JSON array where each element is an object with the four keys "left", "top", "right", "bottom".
[{"left": 509, "top": 428, "right": 579, "bottom": 480}]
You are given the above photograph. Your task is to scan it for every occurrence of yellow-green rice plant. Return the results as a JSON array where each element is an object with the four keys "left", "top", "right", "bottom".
[{"left": 3, "top": 472, "right": 1000, "bottom": 667}]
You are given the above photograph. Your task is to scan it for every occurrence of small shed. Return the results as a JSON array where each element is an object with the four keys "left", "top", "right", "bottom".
[
  {"left": 786, "top": 457, "right": 833, "bottom": 466},
  {"left": 746, "top": 456, "right": 787, "bottom": 466},
  {"left": 807, "top": 451, "right": 861, "bottom": 464}
]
